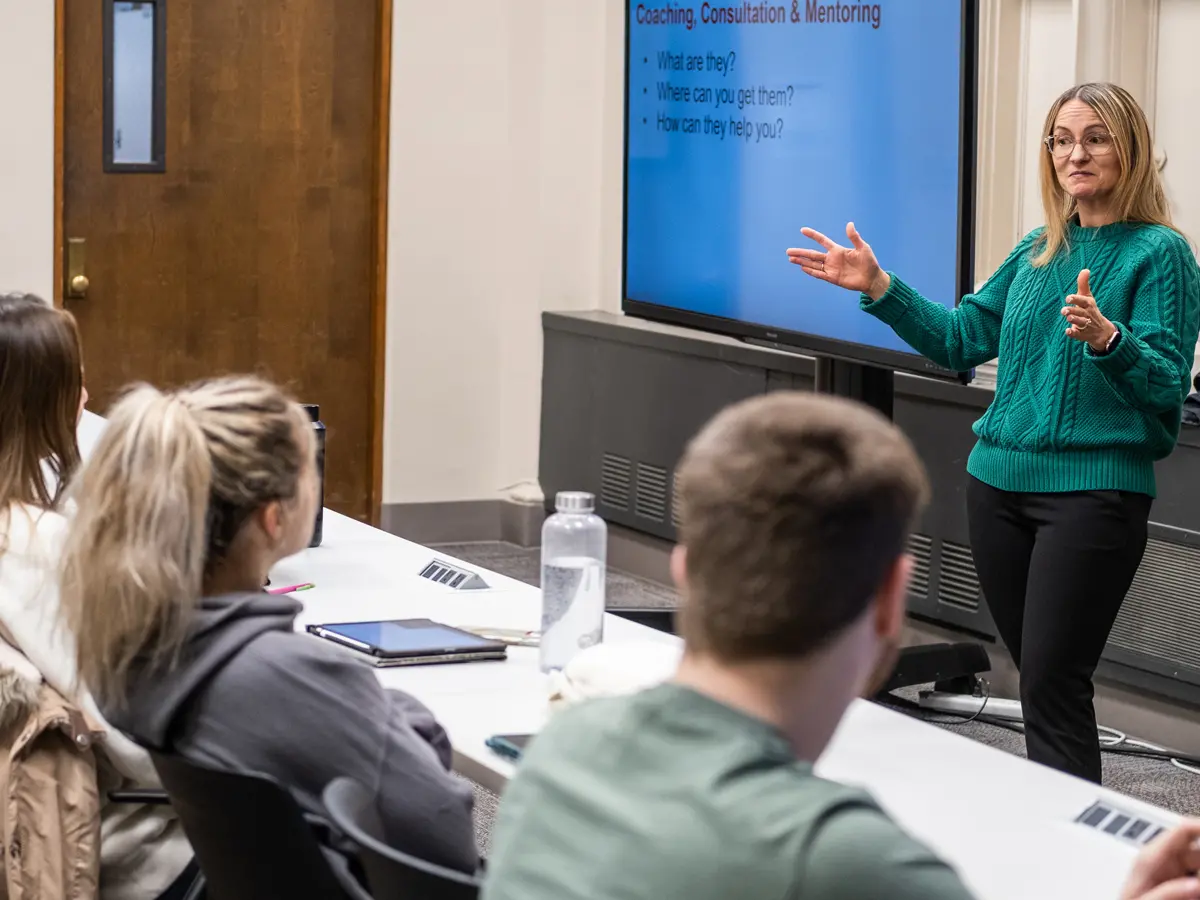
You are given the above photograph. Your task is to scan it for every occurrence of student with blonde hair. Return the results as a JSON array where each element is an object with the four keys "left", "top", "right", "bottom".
[
  {"left": 789, "top": 82, "right": 1200, "bottom": 783},
  {"left": 59, "top": 375, "right": 479, "bottom": 873},
  {"left": 0, "top": 292, "right": 195, "bottom": 899}
]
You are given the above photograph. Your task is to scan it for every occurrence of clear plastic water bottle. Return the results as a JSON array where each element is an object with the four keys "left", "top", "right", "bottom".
[{"left": 540, "top": 491, "right": 607, "bottom": 673}]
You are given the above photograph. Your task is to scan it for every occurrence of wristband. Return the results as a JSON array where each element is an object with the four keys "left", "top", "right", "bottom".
[{"left": 1095, "top": 327, "right": 1121, "bottom": 356}]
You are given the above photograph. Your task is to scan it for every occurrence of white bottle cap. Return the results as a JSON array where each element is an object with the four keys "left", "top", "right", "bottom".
[{"left": 555, "top": 491, "right": 595, "bottom": 513}]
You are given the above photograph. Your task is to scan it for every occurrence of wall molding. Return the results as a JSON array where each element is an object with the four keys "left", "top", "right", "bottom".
[
  {"left": 975, "top": 0, "right": 1027, "bottom": 281},
  {"left": 1013, "top": 0, "right": 1037, "bottom": 244},
  {"left": 1072, "top": 0, "right": 1160, "bottom": 120}
]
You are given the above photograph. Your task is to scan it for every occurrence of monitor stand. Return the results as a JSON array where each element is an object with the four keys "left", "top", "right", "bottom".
[
  {"left": 813, "top": 356, "right": 894, "bottom": 419},
  {"left": 810, "top": 355, "right": 993, "bottom": 705}
]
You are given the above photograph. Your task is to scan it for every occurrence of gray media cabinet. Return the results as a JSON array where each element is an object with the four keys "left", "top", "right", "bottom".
[{"left": 540, "top": 310, "right": 1200, "bottom": 709}]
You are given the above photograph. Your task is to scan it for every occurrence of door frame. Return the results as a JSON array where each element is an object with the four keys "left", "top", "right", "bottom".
[{"left": 52, "top": 0, "right": 394, "bottom": 527}]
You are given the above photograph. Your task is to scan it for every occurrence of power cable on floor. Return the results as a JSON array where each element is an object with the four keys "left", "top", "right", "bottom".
[
  {"left": 878, "top": 689, "right": 1200, "bottom": 778},
  {"left": 879, "top": 692, "right": 1022, "bottom": 735}
]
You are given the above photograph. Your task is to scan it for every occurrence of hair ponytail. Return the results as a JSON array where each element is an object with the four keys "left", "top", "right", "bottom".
[
  {"left": 60, "top": 385, "right": 212, "bottom": 705},
  {"left": 60, "top": 375, "right": 312, "bottom": 706}
]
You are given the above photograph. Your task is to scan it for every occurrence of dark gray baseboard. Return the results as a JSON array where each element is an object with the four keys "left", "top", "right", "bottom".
[
  {"left": 380, "top": 503, "right": 679, "bottom": 568},
  {"left": 380, "top": 499, "right": 544, "bottom": 547},
  {"left": 608, "top": 525, "right": 674, "bottom": 587}
]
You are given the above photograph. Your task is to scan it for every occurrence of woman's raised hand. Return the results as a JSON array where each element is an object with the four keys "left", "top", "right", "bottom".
[{"left": 787, "top": 222, "right": 891, "bottom": 301}]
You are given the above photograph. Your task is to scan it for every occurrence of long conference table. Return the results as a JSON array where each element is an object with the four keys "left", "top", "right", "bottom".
[
  {"left": 275, "top": 511, "right": 1180, "bottom": 900},
  {"left": 75, "top": 412, "right": 1180, "bottom": 900}
]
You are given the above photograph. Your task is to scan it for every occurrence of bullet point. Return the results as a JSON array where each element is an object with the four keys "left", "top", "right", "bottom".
[
  {"left": 643, "top": 118, "right": 647, "bottom": 124},
  {"left": 643, "top": 87, "right": 647, "bottom": 94},
  {"left": 644, "top": 57, "right": 647, "bottom": 63}
]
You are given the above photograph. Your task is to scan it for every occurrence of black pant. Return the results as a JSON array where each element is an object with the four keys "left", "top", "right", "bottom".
[{"left": 966, "top": 476, "right": 1152, "bottom": 784}]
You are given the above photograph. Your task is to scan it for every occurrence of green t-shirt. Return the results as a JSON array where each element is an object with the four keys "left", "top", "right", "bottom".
[{"left": 483, "top": 683, "right": 974, "bottom": 900}]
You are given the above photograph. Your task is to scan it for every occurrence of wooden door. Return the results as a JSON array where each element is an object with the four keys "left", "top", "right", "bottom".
[{"left": 58, "top": 0, "right": 389, "bottom": 523}]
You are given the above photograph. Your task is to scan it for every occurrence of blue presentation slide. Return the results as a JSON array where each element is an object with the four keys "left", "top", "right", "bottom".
[{"left": 625, "top": 1, "right": 965, "bottom": 359}]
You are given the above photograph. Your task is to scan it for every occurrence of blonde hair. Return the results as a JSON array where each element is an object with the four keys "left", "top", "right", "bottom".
[
  {"left": 1034, "top": 82, "right": 1175, "bottom": 266},
  {"left": 60, "top": 375, "right": 313, "bottom": 704}
]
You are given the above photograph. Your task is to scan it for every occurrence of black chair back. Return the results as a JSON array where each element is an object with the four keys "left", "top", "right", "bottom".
[
  {"left": 323, "top": 777, "right": 482, "bottom": 900},
  {"left": 150, "top": 753, "right": 371, "bottom": 900}
]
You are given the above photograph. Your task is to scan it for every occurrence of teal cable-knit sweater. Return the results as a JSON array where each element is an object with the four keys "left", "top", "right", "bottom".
[{"left": 861, "top": 222, "right": 1200, "bottom": 497}]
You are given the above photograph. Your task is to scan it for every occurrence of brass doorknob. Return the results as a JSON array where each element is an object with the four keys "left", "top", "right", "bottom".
[{"left": 66, "top": 237, "right": 89, "bottom": 298}]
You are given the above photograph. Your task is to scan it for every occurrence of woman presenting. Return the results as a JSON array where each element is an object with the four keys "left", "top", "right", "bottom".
[{"left": 787, "top": 82, "right": 1200, "bottom": 784}]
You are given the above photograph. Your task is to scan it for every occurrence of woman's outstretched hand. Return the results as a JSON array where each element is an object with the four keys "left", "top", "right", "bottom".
[{"left": 787, "top": 222, "right": 891, "bottom": 301}]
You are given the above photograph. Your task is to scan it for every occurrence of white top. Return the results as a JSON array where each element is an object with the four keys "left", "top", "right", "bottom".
[
  {"left": 271, "top": 511, "right": 1177, "bottom": 900},
  {"left": 0, "top": 501, "right": 191, "bottom": 900},
  {"left": 78, "top": 409, "right": 108, "bottom": 458}
]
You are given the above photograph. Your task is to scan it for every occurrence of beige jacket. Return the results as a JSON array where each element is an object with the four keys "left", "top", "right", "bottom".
[{"left": 0, "top": 631, "right": 104, "bottom": 900}]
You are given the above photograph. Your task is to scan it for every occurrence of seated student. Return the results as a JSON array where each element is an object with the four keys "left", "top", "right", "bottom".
[
  {"left": 0, "top": 292, "right": 195, "bottom": 899},
  {"left": 58, "top": 374, "right": 480, "bottom": 873},
  {"left": 483, "top": 392, "right": 1200, "bottom": 900}
]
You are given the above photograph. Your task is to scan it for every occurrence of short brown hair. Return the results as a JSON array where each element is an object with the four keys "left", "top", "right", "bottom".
[
  {"left": 675, "top": 392, "right": 929, "bottom": 661},
  {"left": 0, "top": 293, "right": 83, "bottom": 513}
]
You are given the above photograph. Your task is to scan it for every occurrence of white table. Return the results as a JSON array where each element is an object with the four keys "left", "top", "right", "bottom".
[
  {"left": 272, "top": 512, "right": 678, "bottom": 784},
  {"left": 76, "top": 413, "right": 1174, "bottom": 899},
  {"left": 271, "top": 511, "right": 1178, "bottom": 900}
]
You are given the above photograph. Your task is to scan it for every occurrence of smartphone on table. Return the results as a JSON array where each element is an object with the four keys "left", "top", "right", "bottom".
[{"left": 486, "top": 733, "right": 532, "bottom": 761}]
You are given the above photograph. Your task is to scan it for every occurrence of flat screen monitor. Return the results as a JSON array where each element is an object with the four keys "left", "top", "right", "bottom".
[{"left": 622, "top": 0, "right": 977, "bottom": 381}]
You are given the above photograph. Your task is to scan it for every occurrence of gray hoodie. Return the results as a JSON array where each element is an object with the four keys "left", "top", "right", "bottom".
[{"left": 105, "top": 592, "right": 479, "bottom": 873}]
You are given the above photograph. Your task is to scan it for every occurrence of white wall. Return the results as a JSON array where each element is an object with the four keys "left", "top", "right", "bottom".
[
  {"left": 0, "top": 1, "right": 55, "bottom": 300},
  {"left": 1018, "top": 0, "right": 1076, "bottom": 236},
  {"left": 382, "top": 0, "right": 624, "bottom": 506},
  {"left": 1156, "top": 0, "right": 1200, "bottom": 373},
  {"left": 1157, "top": 0, "right": 1200, "bottom": 244},
  {"left": 0, "top": 0, "right": 625, "bottom": 507}
]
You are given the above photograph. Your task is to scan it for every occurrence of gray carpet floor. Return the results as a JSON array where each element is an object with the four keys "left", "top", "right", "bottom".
[{"left": 435, "top": 540, "right": 1200, "bottom": 855}]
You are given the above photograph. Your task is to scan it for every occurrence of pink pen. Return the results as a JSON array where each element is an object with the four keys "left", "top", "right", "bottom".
[{"left": 268, "top": 582, "right": 315, "bottom": 595}]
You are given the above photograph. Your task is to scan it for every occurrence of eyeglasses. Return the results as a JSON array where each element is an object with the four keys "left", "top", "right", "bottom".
[{"left": 1044, "top": 132, "right": 1115, "bottom": 159}]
